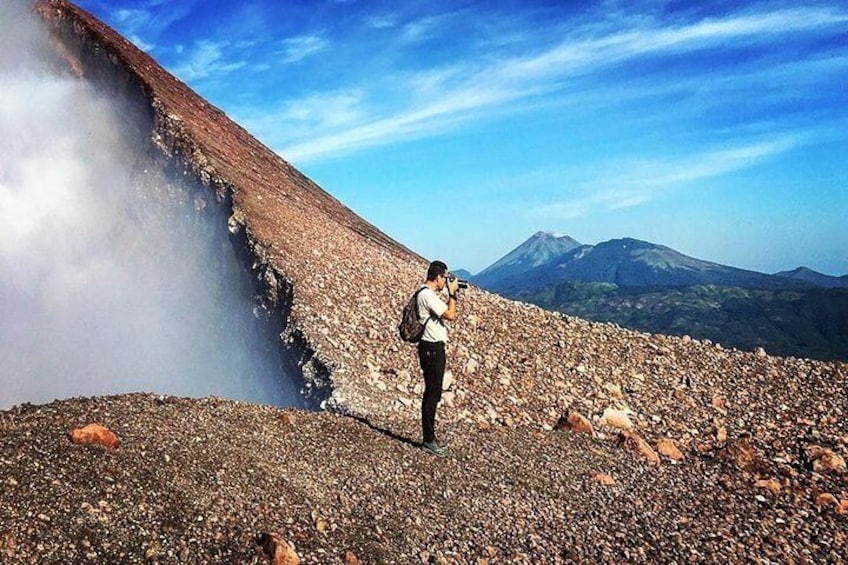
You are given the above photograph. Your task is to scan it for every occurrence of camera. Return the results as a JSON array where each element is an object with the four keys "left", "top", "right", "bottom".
[{"left": 448, "top": 275, "right": 469, "bottom": 289}]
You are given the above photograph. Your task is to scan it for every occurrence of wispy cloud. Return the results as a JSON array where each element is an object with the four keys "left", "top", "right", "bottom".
[
  {"left": 128, "top": 34, "right": 155, "bottom": 52},
  {"left": 279, "top": 35, "right": 329, "bottom": 63},
  {"left": 105, "top": 1, "right": 199, "bottom": 48},
  {"left": 367, "top": 15, "right": 397, "bottom": 30},
  {"left": 532, "top": 136, "right": 804, "bottom": 219},
  {"left": 277, "top": 7, "right": 846, "bottom": 162},
  {"left": 238, "top": 90, "right": 366, "bottom": 144},
  {"left": 171, "top": 40, "right": 246, "bottom": 81},
  {"left": 113, "top": 8, "right": 150, "bottom": 31},
  {"left": 401, "top": 16, "right": 444, "bottom": 43}
]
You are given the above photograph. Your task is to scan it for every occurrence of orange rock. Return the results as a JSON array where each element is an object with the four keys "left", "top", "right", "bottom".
[
  {"left": 718, "top": 439, "right": 766, "bottom": 473},
  {"left": 811, "top": 450, "right": 846, "bottom": 474},
  {"left": 344, "top": 550, "right": 361, "bottom": 565},
  {"left": 591, "top": 473, "right": 615, "bottom": 486},
  {"left": 256, "top": 533, "right": 300, "bottom": 565},
  {"left": 838, "top": 500, "right": 848, "bottom": 515},
  {"left": 816, "top": 493, "right": 838, "bottom": 509},
  {"left": 554, "top": 410, "right": 594, "bottom": 435},
  {"left": 69, "top": 423, "right": 119, "bottom": 449},
  {"left": 656, "top": 438, "right": 684, "bottom": 461},
  {"left": 278, "top": 413, "right": 295, "bottom": 426},
  {"left": 754, "top": 479, "right": 781, "bottom": 495},
  {"left": 599, "top": 407, "right": 634, "bottom": 431},
  {"left": 618, "top": 431, "right": 660, "bottom": 464}
]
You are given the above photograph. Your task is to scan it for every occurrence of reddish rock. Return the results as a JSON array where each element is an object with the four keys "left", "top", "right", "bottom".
[
  {"left": 656, "top": 438, "right": 684, "bottom": 461},
  {"left": 718, "top": 439, "right": 767, "bottom": 473},
  {"left": 278, "top": 413, "right": 295, "bottom": 426},
  {"left": 344, "top": 551, "right": 361, "bottom": 564},
  {"left": 618, "top": 431, "right": 660, "bottom": 465},
  {"left": 838, "top": 500, "right": 848, "bottom": 515},
  {"left": 754, "top": 479, "right": 781, "bottom": 495},
  {"left": 810, "top": 449, "right": 846, "bottom": 474},
  {"left": 591, "top": 473, "right": 615, "bottom": 486},
  {"left": 815, "top": 493, "right": 838, "bottom": 509},
  {"left": 256, "top": 533, "right": 300, "bottom": 565},
  {"left": 69, "top": 423, "right": 119, "bottom": 449},
  {"left": 554, "top": 410, "right": 594, "bottom": 435}
]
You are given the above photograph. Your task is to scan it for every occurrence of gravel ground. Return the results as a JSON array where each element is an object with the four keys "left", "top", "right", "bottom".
[{"left": 1, "top": 394, "right": 846, "bottom": 563}]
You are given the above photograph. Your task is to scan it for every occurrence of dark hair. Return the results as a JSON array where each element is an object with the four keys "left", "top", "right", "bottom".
[{"left": 426, "top": 260, "right": 448, "bottom": 281}]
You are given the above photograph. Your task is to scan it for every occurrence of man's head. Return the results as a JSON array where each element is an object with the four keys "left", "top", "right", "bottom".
[{"left": 426, "top": 260, "right": 449, "bottom": 289}]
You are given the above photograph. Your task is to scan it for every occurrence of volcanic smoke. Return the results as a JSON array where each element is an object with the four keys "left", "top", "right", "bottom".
[{"left": 0, "top": 1, "right": 304, "bottom": 409}]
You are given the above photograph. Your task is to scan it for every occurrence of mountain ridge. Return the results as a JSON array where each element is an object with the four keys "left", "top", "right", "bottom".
[
  {"left": 473, "top": 231, "right": 582, "bottom": 288},
  {"left": 474, "top": 231, "right": 844, "bottom": 292},
  {"left": 773, "top": 266, "right": 848, "bottom": 288}
]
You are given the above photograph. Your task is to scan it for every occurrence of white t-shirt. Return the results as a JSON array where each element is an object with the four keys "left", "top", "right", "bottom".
[{"left": 417, "top": 286, "right": 448, "bottom": 343}]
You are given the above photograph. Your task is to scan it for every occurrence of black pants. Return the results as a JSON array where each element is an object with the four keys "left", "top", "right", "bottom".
[{"left": 417, "top": 340, "right": 446, "bottom": 443}]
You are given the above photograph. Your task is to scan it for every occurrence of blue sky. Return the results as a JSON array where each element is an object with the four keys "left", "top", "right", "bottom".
[{"left": 74, "top": 0, "right": 848, "bottom": 275}]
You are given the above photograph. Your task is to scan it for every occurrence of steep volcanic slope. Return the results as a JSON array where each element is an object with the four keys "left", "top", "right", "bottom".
[{"left": 3, "top": 1, "right": 845, "bottom": 562}]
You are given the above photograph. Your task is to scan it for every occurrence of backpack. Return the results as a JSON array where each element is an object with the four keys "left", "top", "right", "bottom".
[{"left": 398, "top": 287, "right": 427, "bottom": 343}]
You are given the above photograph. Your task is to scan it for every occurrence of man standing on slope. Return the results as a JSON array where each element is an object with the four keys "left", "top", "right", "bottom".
[{"left": 417, "top": 260, "right": 460, "bottom": 456}]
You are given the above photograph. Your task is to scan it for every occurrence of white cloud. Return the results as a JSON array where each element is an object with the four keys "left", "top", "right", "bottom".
[
  {"left": 171, "top": 40, "right": 246, "bottom": 81},
  {"left": 402, "top": 17, "right": 441, "bottom": 43},
  {"left": 279, "top": 35, "right": 328, "bottom": 63},
  {"left": 532, "top": 136, "right": 804, "bottom": 219},
  {"left": 239, "top": 90, "right": 365, "bottom": 145},
  {"left": 108, "top": 0, "right": 199, "bottom": 38},
  {"left": 113, "top": 8, "right": 150, "bottom": 29},
  {"left": 128, "top": 34, "right": 155, "bottom": 52},
  {"left": 367, "top": 15, "right": 397, "bottom": 29},
  {"left": 277, "top": 7, "right": 846, "bottom": 162}
]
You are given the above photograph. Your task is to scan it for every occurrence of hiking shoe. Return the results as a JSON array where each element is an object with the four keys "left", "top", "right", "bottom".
[{"left": 421, "top": 441, "right": 449, "bottom": 457}]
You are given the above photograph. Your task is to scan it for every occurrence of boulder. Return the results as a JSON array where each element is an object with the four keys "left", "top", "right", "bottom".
[
  {"left": 442, "top": 371, "right": 454, "bottom": 391},
  {"left": 591, "top": 473, "right": 615, "bottom": 486},
  {"left": 69, "top": 424, "right": 119, "bottom": 449},
  {"left": 256, "top": 533, "right": 300, "bottom": 565},
  {"left": 806, "top": 446, "right": 846, "bottom": 474},
  {"left": 553, "top": 410, "right": 594, "bottom": 435},
  {"left": 656, "top": 438, "right": 684, "bottom": 461},
  {"left": 815, "top": 493, "right": 838, "bottom": 509},
  {"left": 618, "top": 431, "right": 660, "bottom": 465},
  {"left": 599, "top": 408, "right": 634, "bottom": 431},
  {"left": 754, "top": 479, "right": 781, "bottom": 495},
  {"left": 718, "top": 439, "right": 767, "bottom": 473}
]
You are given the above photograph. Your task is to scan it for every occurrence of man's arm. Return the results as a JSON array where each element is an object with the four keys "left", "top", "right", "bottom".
[{"left": 441, "top": 279, "right": 460, "bottom": 321}]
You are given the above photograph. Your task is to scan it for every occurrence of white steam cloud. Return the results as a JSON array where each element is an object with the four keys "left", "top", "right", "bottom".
[{"left": 0, "top": 2, "right": 303, "bottom": 409}]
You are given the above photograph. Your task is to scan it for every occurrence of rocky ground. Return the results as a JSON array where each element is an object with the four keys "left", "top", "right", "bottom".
[
  {"left": 6, "top": 1, "right": 846, "bottom": 562},
  {"left": 1, "top": 394, "right": 846, "bottom": 564}
]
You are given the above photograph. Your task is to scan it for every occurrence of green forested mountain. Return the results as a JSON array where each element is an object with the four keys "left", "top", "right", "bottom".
[{"left": 512, "top": 281, "right": 848, "bottom": 361}]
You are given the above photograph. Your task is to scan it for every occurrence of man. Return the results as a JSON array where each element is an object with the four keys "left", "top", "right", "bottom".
[{"left": 417, "top": 260, "right": 459, "bottom": 456}]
